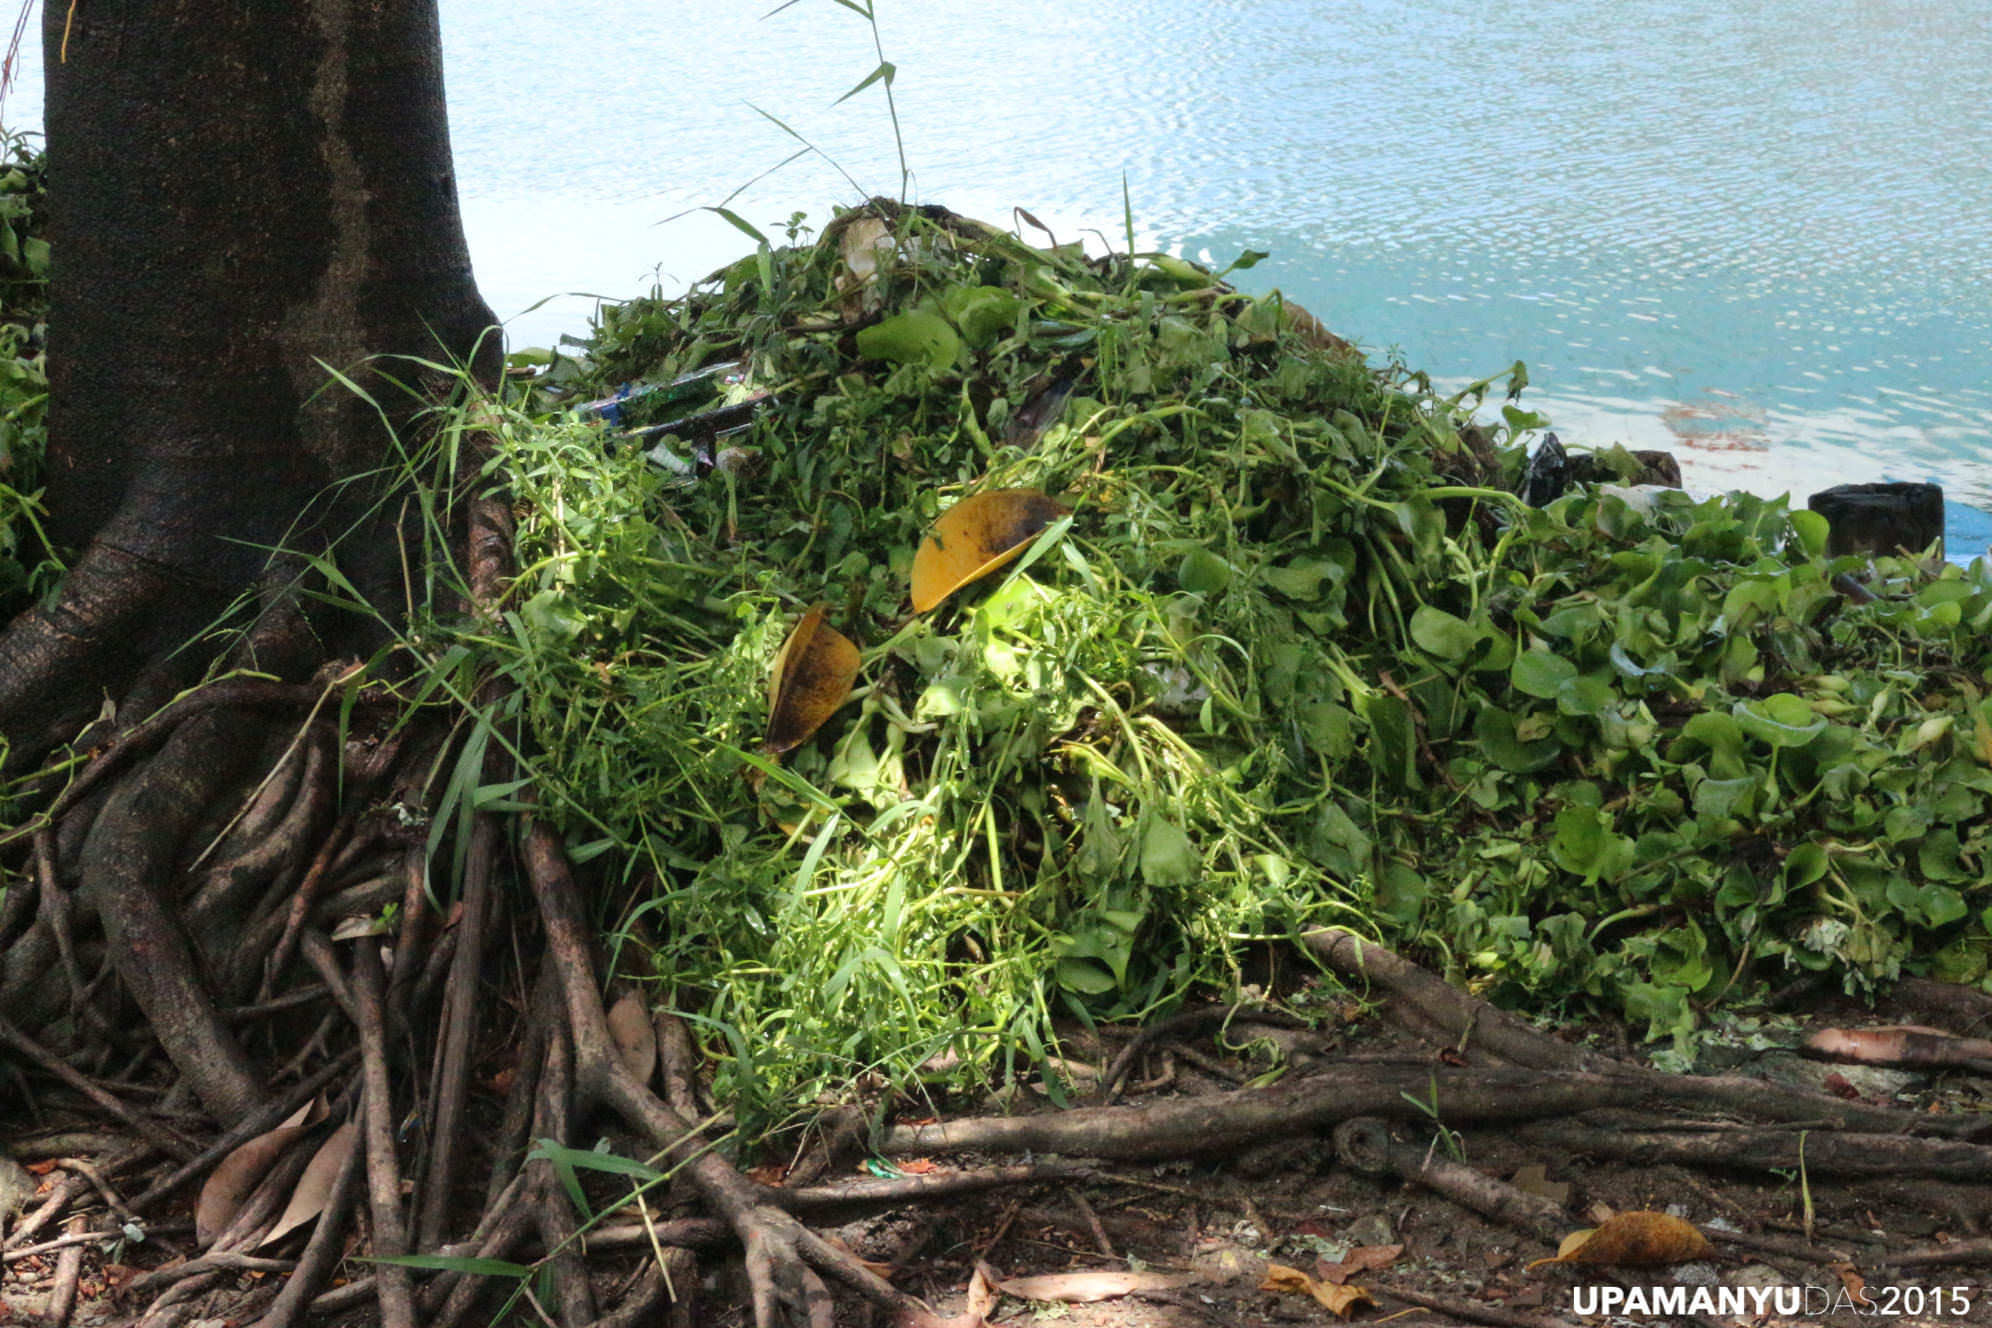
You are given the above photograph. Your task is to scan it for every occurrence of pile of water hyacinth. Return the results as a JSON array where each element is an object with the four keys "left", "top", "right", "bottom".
[{"left": 459, "top": 199, "right": 1992, "bottom": 1133}]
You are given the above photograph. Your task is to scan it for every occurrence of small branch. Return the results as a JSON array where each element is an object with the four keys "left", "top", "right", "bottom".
[{"left": 1335, "top": 1117, "right": 1564, "bottom": 1246}]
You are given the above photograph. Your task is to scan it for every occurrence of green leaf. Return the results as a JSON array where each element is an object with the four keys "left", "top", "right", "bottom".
[
  {"left": 834, "top": 60, "right": 897, "bottom": 106},
  {"left": 1555, "top": 674, "right": 1615, "bottom": 718},
  {"left": 707, "top": 206, "right": 769, "bottom": 246},
  {"left": 1139, "top": 817, "right": 1199, "bottom": 888},
  {"left": 526, "top": 1139, "right": 663, "bottom": 1182},
  {"left": 1177, "top": 547, "right": 1232, "bottom": 594},
  {"left": 1410, "top": 604, "right": 1477, "bottom": 661},
  {"left": 1788, "top": 508, "right": 1830, "bottom": 558},
  {"left": 1474, "top": 706, "right": 1560, "bottom": 773},
  {"left": 1733, "top": 694, "right": 1826, "bottom": 748},
  {"left": 1512, "top": 649, "right": 1577, "bottom": 699},
  {"left": 856, "top": 310, "right": 959, "bottom": 370}
]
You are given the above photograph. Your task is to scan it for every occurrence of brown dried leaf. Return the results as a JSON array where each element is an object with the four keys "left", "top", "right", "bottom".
[
  {"left": 258, "top": 1120, "right": 355, "bottom": 1249},
  {"left": 761, "top": 606, "right": 860, "bottom": 755},
  {"left": 910, "top": 489, "right": 1068, "bottom": 613},
  {"left": 838, "top": 218, "right": 893, "bottom": 292},
  {"left": 1511, "top": 1164, "right": 1572, "bottom": 1205},
  {"left": 1314, "top": 1243, "right": 1402, "bottom": 1284},
  {"left": 606, "top": 990, "right": 657, "bottom": 1086},
  {"left": 1260, "top": 1263, "right": 1375, "bottom": 1318},
  {"left": 1552, "top": 1211, "right": 1710, "bottom": 1266},
  {"left": 196, "top": 1097, "right": 323, "bottom": 1248},
  {"left": 1830, "top": 1261, "right": 1873, "bottom": 1307},
  {"left": 993, "top": 1269, "right": 1190, "bottom": 1303}
]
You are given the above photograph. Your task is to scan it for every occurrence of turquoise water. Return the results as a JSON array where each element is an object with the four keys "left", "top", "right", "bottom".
[{"left": 7, "top": 2, "right": 1990, "bottom": 541}]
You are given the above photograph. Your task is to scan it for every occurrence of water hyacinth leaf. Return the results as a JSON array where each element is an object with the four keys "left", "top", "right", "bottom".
[
  {"left": 1139, "top": 816, "right": 1199, "bottom": 887},
  {"left": 1409, "top": 604, "right": 1477, "bottom": 660},
  {"left": 1733, "top": 693, "right": 1826, "bottom": 748},
  {"left": 1556, "top": 673, "right": 1616, "bottom": 718},
  {"left": 910, "top": 488, "right": 1068, "bottom": 612},
  {"left": 1474, "top": 706, "right": 1561, "bottom": 773},
  {"left": 761, "top": 606, "right": 860, "bottom": 755},
  {"left": 1261, "top": 557, "right": 1336, "bottom": 601},
  {"left": 856, "top": 308, "right": 959, "bottom": 370},
  {"left": 1177, "top": 546, "right": 1232, "bottom": 594},
  {"left": 1512, "top": 648, "right": 1577, "bottom": 699},
  {"left": 939, "top": 283, "right": 1022, "bottom": 347}
]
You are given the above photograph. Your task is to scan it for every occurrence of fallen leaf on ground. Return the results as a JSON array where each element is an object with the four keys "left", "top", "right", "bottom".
[
  {"left": 197, "top": 1096, "right": 324, "bottom": 1247},
  {"left": 1529, "top": 1211, "right": 1710, "bottom": 1269},
  {"left": 1830, "top": 1261, "right": 1874, "bottom": 1307},
  {"left": 1315, "top": 1243, "right": 1402, "bottom": 1284},
  {"left": 1261, "top": 1262, "right": 1374, "bottom": 1318},
  {"left": 993, "top": 1269, "right": 1191, "bottom": 1303},
  {"left": 1511, "top": 1164, "right": 1572, "bottom": 1204},
  {"left": 258, "top": 1120, "right": 355, "bottom": 1249}
]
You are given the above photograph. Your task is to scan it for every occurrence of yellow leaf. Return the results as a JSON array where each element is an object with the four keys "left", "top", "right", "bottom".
[
  {"left": 762, "top": 606, "right": 860, "bottom": 755},
  {"left": 1259, "top": 1263, "right": 1375, "bottom": 1318},
  {"left": 910, "top": 489, "right": 1067, "bottom": 613},
  {"left": 1547, "top": 1211, "right": 1710, "bottom": 1266}
]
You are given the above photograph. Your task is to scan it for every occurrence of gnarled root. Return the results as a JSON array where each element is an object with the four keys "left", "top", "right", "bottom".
[{"left": 523, "top": 821, "right": 926, "bottom": 1328}]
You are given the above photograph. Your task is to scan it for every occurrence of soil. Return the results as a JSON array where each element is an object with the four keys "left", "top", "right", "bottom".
[{"left": 7, "top": 975, "right": 1990, "bottom": 1328}]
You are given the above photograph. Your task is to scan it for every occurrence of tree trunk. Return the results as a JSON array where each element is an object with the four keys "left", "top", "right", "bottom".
[{"left": 0, "top": 0, "right": 494, "bottom": 763}]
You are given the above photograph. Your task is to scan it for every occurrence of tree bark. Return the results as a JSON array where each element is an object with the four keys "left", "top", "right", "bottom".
[{"left": 0, "top": 0, "right": 495, "bottom": 761}]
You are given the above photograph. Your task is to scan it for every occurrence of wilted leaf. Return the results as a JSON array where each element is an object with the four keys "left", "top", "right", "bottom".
[
  {"left": 1830, "top": 1261, "right": 1873, "bottom": 1306},
  {"left": 993, "top": 1269, "right": 1191, "bottom": 1303},
  {"left": 762, "top": 606, "right": 860, "bottom": 755},
  {"left": 197, "top": 1097, "right": 324, "bottom": 1247},
  {"left": 606, "top": 990, "right": 657, "bottom": 1086},
  {"left": 1260, "top": 1263, "right": 1374, "bottom": 1318},
  {"left": 1537, "top": 1211, "right": 1710, "bottom": 1267},
  {"left": 1314, "top": 1243, "right": 1402, "bottom": 1285},
  {"left": 910, "top": 489, "right": 1068, "bottom": 613},
  {"left": 258, "top": 1120, "right": 356, "bottom": 1249},
  {"left": 1510, "top": 1164, "right": 1572, "bottom": 1205}
]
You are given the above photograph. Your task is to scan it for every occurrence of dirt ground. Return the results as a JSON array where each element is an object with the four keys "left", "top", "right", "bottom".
[{"left": 6, "top": 967, "right": 1992, "bottom": 1328}]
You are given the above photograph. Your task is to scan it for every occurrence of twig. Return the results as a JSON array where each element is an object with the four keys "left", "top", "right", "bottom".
[
  {"left": 1873, "top": 1235, "right": 1992, "bottom": 1268},
  {"left": 1372, "top": 1280, "right": 1581, "bottom": 1328},
  {"left": 1068, "top": 1189, "right": 1115, "bottom": 1258},
  {"left": 1335, "top": 1117, "right": 1565, "bottom": 1246}
]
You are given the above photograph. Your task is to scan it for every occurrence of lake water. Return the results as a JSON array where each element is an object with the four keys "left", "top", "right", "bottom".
[{"left": 8, "top": 2, "right": 1991, "bottom": 546}]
